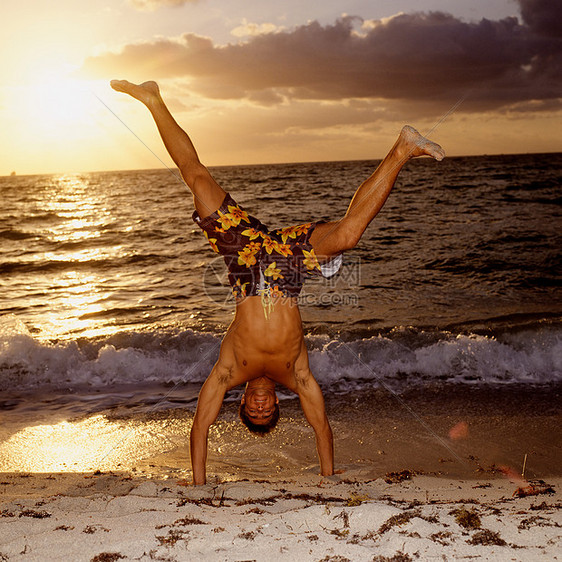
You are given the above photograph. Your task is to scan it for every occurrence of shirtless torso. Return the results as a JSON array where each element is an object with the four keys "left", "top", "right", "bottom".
[{"left": 190, "top": 296, "right": 333, "bottom": 485}]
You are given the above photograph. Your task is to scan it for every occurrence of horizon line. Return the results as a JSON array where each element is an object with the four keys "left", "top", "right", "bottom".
[{"left": 3, "top": 150, "right": 561, "bottom": 178}]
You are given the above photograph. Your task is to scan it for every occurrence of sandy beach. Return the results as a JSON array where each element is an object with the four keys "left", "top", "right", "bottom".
[
  {"left": 1, "top": 383, "right": 561, "bottom": 560},
  {"left": 0, "top": 471, "right": 560, "bottom": 561}
]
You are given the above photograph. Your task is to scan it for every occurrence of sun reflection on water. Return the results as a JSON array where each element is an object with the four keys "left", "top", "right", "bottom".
[
  {"left": 6, "top": 172, "right": 171, "bottom": 340},
  {"left": 36, "top": 175, "right": 129, "bottom": 338},
  {"left": 0, "top": 415, "right": 181, "bottom": 473}
]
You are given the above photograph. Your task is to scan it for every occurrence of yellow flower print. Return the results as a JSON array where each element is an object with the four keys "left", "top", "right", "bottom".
[
  {"left": 294, "top": 223, "right": 312, "bottom": 236},
  {"left": 277, "top": 225, "right": 300, "bottom": 243},
  {"left": 246, "top": 241, "right": 262, "bottom": 253},
  {"left": 238, "top": 248, "right": 257, "bottom": 267},
  {"left": 273, "top": 240, "right": 293, "bottom": 257},
  {"left": 269, "top": 285, "right": 285, "bottom": 298},
  {"left": 302, "top": 248, "right": 321, "bottom": 271},
  {"left": 277, "top": 223, "right": 310, "bottom": 243},
  {"left": 207, "top": 238, "right": 219, "bottom": 253},
  {"left": 227, "top": 205, "right": 250, "bottom": 224},
  {"left": 233, "top": 278, "right": 248, "bottom": 297},
  {"left": 237, "top": 242, "right": 261, "bottom": 267},
  {"left": 203, "top": 231, "right": 219, "bottom": 253},
  {"left": 241, "top": 228, "right": 263, "bottom": 240},
  {"left": 264, "top": 261, "right": 283, "bottom": 281},
  {"left": 262, "top": 236, "right": 276, "bottom": 254},
  {"left": 217, "top": 211, "right": 236, "bottom": 230}
]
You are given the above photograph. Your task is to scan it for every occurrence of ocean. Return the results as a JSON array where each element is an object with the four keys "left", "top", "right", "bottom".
[{"left": 1, "top": 154, "right": 561, "bottom": 477}]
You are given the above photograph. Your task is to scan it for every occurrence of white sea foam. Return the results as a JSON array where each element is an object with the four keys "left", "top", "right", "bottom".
[
  {"left": 309, "top": 330, "right": 562, "bottom": 391},
  {"left": 1, "top": 315, "right": 560, "bottom": 393}
]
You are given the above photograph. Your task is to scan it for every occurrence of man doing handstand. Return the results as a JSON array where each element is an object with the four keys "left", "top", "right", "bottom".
[{"left": 110, "top": 80, "right": 445, "bottom": 485}]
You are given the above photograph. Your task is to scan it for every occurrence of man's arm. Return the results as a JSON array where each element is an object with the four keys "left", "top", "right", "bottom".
[
  {"left": 296, "top": 371, "right": 334, "bottom": 476},
  {"left": 190, "top": 371, "right": 228, "bottom": 485}
]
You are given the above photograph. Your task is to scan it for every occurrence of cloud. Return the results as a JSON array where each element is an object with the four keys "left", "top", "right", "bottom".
[
  {"left": 231, "top": 19, "right": 283, "bottom": 38},
  {"left": 517, "top": 0, "right": 562, "bottom": 37},
  {"left": 128, "top": 0, "right": 197, "bottom": 11},
  {"left": 82, "top": 6, "right": 561, "bottom": 112}
]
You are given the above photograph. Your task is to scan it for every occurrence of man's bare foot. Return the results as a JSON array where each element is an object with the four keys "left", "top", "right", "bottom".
[
  {"left": 110, "top": 80, "right": 161, "bottom": 107},
  {"left": 397, "top": 125, "right": 445, "bottom": 161}
]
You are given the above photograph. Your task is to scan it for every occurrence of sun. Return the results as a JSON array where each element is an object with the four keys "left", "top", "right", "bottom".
[{"left": 12, "top": 66, "right": 104, "bottom": 143}]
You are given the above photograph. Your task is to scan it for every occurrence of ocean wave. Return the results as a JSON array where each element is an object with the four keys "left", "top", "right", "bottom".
[
  {"left": 1, "top": 315, "right": 560, "bottom": 394},
  {"left": 22, "top": 211, "right": 63, "bottom": 223},
  {"left": 0, "top": 253, "right": 168, "bottom": 276},
  {"left": 0, "top": 259, "right": 114, "bottom": 275},
  {"left": 0, "top": 229, "right": 37, "bottom": 241},
  {"left": 309, "top": 328, "right": 562, "bottom": 391},
  {"left": 0, "top": 320, "right": 219, "bottom": 392}
]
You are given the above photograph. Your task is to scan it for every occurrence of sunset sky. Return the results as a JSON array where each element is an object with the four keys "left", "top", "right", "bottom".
[{"left": 1, "top": 0, "right": 560, "bottom": 175}]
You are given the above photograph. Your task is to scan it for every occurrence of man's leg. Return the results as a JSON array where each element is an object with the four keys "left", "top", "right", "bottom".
[
  {"left": 309, "top": 126, "right": 445, "bottom": 258},
  {"left": 110, "top": 80, "right": 225, "bottom": 219}
]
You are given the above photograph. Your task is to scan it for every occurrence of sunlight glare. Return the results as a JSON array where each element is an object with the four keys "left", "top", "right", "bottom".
[
  {"left": 14, "top": 65, "right": 103, "bottom": 142},
  {"left": 0, "top": 415, "right": 174, "bottom": 472}
]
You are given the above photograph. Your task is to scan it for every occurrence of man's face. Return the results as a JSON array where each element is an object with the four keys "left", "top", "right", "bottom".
[{"left": 241, "top": 387, "right": 279, "bottom": 424}]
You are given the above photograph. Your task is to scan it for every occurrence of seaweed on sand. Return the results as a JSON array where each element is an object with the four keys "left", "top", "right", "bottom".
[
  {"left": 467, "top": 529, "right": 507, "bottom": 546},
  {"left": 450, "top": 506, "right": 481, "bottom": 530},
  {"left": 378, "top": 510, "right": 421, "bottom": 534},
  {"left": 384, "top": 470, "right": 416, "bottom": 484},
  {"left": 90, "top": 554, "right": 125, "bottom": 562}
]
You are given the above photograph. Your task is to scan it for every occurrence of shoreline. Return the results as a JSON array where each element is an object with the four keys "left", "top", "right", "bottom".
[
  {"left": 1, "top": 472, "right": 560, "bottom": 561},
  {"left": 3, "top": 383, "right": 561, "bottom": 480}
]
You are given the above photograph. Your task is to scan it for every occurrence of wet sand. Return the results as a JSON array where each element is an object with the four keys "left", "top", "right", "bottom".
[{"left": 1, "top": 383, "right": 560, "bottom": 480}]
